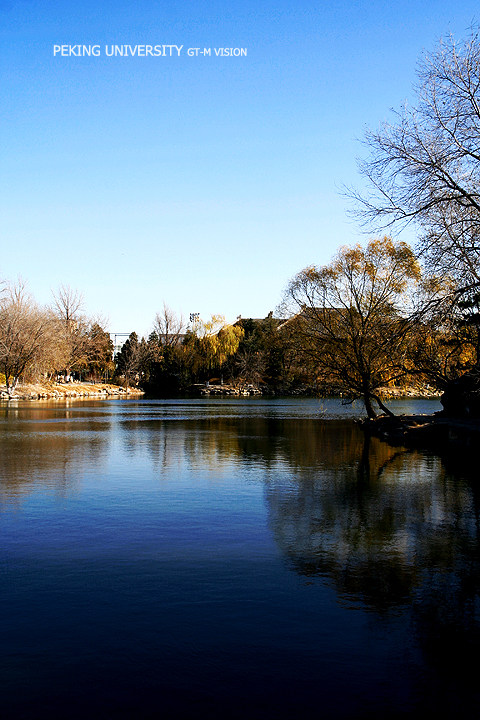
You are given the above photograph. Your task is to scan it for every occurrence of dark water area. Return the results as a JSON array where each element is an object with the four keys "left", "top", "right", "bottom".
[{"left": 1, "top": 397, "right": 479, "bottom": 719}]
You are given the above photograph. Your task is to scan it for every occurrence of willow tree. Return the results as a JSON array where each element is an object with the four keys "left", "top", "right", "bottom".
[
  {"left": 284, "top": 237, "right": 421, "bottom": 418},
  {"left": 184, "top": 315, "right": 244, "bottom": 379}
]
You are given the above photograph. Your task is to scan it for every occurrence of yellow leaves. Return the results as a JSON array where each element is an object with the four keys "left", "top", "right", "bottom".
[
  {"left": 458, "top": 343, "right": 476, "bottom": 367},
  {"left": 283, "top": 235, "right": 428, "bottom": 405},
  {"left": 192, "top": 315, "right": 244, "bottom": 369},
  {"left": 320, "top": 237, "right": 421, "bottom": 301},
  {"left": 304, "top": 266, "right": 319, "bottom": 281},
  {"left": 195, "top": 314, "right": 225, "bottom": 339}
]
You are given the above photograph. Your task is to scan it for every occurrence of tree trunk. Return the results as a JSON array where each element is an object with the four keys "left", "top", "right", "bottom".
[
  {"left": 6, "top": 376, "right": 18, "bottom": 399},
  {"left": 373, "top": 393, "right": 395, "bottom": 418},
  {"left": 363, "top": 393, "right": 377, "bottom": 419}
]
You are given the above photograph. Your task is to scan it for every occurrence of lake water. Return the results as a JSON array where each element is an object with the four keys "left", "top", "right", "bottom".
[{"left": 1, "top": 397, "right": 479, "bottom": 719}]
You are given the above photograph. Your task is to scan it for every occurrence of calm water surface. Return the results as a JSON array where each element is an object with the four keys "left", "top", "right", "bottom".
[{"left": 1, "top": 397, "right": 479, "bottom": 719}]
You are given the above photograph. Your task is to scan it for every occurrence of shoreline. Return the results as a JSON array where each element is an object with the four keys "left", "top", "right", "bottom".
[
  {"left": 1, "top": 380, "right": 441, "bottom": 403},
  {"left": 193, "top": 382, "right": 441, "bottom": 399},
  {"left": 0, "top": 381, "right": 144, "bottom": 401},
  {"left": 361, "top": 413, "right": 480, "bottom": 450}
]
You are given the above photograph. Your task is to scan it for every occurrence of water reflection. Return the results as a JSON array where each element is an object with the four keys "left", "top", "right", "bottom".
[
  {"left": 2, "top": 405, "right": 478, "bottom": 618},
  {"left": 132, "top": 411, "right": 480, "bottom": 707},
  {"left": 0, "top": 403, "right": 110, "bottom": 506},
  {"left": 1, "top": 400, "right": 478, "bottom": 716}
]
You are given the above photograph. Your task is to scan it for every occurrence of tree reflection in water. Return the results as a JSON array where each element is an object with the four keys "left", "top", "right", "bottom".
[
  {"left": 260, "top": 421, "right": 480, "bottom": 713},
  {"left": 0, "top": 403, "right": 109, "bottom": 507},
  {"left": 137, "top": 412, "right": 480, "bottom": 711},
  {"left": 2, "top": 401, "right": 479, "bottom": 715}
]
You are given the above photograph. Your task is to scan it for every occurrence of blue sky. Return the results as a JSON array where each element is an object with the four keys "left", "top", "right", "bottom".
[{"left": 1, "top": 0, "right": 479, "bottom": 335}]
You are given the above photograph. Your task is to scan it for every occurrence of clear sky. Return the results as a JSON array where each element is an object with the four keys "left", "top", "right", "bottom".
[{"left": 1, "top": 0, "right": 479, "bottom": 336}]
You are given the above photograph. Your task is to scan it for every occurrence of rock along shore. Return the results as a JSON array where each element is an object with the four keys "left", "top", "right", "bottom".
[
  {"left": 0, "top": 381, "right": 144, "bottom": 401},
  {"left": 194, "top": 383, "right": 262, "bottom": 396},
  {"left": 191, "top": 383, "right": 441, "bottom": 399}
]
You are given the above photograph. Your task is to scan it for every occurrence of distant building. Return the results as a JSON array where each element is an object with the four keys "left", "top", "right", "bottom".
[{"left": 156, "top": 333, "right": 187, "bottom": 346}]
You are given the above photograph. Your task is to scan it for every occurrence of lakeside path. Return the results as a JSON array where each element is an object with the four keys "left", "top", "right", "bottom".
[{"left": 0, "top": 382, "right": 144, "bottom": 401}]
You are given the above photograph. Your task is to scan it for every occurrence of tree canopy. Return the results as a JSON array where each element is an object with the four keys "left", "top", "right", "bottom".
[{"left": 284, "top": 237, "right": 421, "bottom": 417}]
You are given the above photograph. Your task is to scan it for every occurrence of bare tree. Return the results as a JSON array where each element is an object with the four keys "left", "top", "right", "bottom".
[
  {"left": 152, "top": 304, "right": 186, "bottom": 348},
  {"left": 350, "top": 29, "right": 480, "bottom": 288},
  {"left": 51, "top": 285, "right": 88, "bottom": 378},
  {"left": 53, "top": 284, "right": 83, "bottom": 327},
  {"left": 234, "top": 346, "right": 267, "bottom": 385},
  {"left": 0, "top": 282, "right": 51, "bottom": 397}
]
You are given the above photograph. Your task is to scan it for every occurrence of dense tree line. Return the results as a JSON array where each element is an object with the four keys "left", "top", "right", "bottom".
[
  {"left": 1, "top": 239, "right": 478, "bottom": 412},
  {"left": 0, "top": 249, "right": 478, "bottom": 412}
]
